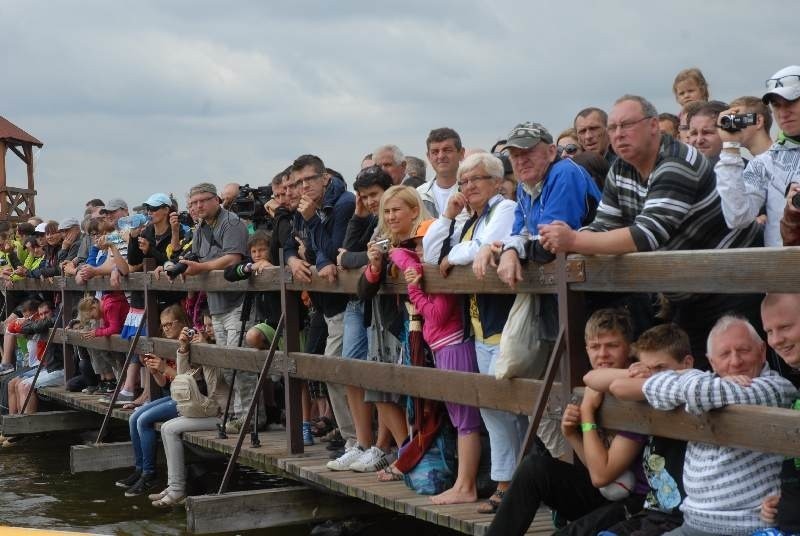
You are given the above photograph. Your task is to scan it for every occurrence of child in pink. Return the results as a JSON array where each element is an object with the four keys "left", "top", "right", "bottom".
[{"left": 390, "top": 247, "right": 483, "bottom": 505}]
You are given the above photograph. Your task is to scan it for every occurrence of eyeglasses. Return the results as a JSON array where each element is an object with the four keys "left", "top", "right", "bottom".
[
  {"left": 766, "top": 75, "right": 800, "bottom": 89},
  {"left": 457, "top": 175, "right": 496, "bottom": 188},
  {"left": 678, "top": 124, "right": 690, "bottom": 131},
  {"left": 298, "top": 174, "right": 323, "bottom": 186},
  {"left": 145, "top": 204, "right": 168, "bottom": 212},
  {"left": 161, "top": 319, "right": 181, "bottom": 330},
  {"left": 607, "top": 116, "right": 653, "bottom": 133},
  {"left": 559, "top": 144, "right": 580, "bottom": 155}
]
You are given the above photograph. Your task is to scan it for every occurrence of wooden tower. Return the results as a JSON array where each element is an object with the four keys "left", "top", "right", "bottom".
[{"left": 0, "top": 116, "right": 42, "bottom": 221}]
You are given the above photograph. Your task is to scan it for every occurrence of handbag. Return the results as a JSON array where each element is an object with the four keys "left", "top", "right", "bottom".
[
  {"left": 494, "top": 293, "right": 554, "bottom": 379},
  {"left": 170, "top": 368, "right": 219, "bottom": 418},
  {"left": 403, "top": 425, "right": 456, "bottom": 495}
]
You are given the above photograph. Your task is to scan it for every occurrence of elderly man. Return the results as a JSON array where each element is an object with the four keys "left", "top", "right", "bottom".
[
  {"left": 716, "top": 65, "right": 800, "bottom": 247},
  {"left": 372, "top": 144, "right": 419, "bottom": 187},
  {"left": 574, "top": 107, "right": 616, "bottom": 164},
  {"left": 642, "top": 316, "right": 796, "bottom": 535},
  {"left": 540, "top": 95, "right": 762, "bottom": 364},
  {"left": 486, "top": 122, "right": 601, "bottom": 289}
]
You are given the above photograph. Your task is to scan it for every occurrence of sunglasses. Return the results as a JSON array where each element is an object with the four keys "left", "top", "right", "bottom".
[
  {"left": 559, "top": 144, "right": 580, "bottom": 155},
  {"left": 766, "top": 74, "right": 800, "bottom": 89}
]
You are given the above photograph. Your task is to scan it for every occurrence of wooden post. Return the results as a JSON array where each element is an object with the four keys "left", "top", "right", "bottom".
[
  {"left": 0, "top": 141, "right": 6, "bottom": 190},
  {"left": 61, "top": 290, "right": 78, "bottom": 382},
  {"left": 70, "top": 442, "right": 136, "bottom": 473},
  {"left": 279, "top": 250, "right": 303, "bottom": 454},
  {"left": 142, "top": 259, "right": 160, "bottom": 400},
  {"left": 557, "top": 253, "right": 588, "bottom": 391},
  {"left": 23, "top": 143, "right": 34, "bottom": 192},
  {"left": 2, "top": 410, "right": 102, "bottom": 435}
]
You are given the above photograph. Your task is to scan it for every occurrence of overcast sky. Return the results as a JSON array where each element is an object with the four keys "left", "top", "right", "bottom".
[{"left": 2, "top": 1, "right": 796, "bottom": 220}]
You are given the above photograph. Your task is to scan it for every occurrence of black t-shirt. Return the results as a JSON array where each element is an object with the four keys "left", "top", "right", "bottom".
[
  {"left": 778, "top": 399, "right": 800, "bottom": 532},
  {"left": 642, "top": 435, "right": 687, "bottom": 515}
]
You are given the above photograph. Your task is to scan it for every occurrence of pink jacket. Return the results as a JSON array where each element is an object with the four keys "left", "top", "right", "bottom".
[
  {"left": 93, "top": 292, "right": 130, "bottom": 337},
  {"left": 390, "top": 248, "right": 464, "bottom": 352}
]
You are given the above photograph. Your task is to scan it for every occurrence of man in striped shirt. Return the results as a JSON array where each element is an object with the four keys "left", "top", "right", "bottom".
[
  {"left": 539, "top": 94, "right": 763, "bottom": 364},
  {"left": 643, "top": 316, "right": 797, "bottom": 535}
]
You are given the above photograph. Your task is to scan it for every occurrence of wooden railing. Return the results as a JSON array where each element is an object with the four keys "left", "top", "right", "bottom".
[{"left": 7, "top": 247, "right": 800, "bottom": 457}]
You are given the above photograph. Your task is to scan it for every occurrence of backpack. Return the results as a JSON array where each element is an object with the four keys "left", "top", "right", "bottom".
[
  {"left": 403, "top": 425, "right": 456, "bottom": 495},
  {"left": 171, "top": 371, "right": 219, "bottom": 418}
]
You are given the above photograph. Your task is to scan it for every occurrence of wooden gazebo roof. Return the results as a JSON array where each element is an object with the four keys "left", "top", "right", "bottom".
[{"left": 0, "top": 116, "right": 43, "bottom": 147}]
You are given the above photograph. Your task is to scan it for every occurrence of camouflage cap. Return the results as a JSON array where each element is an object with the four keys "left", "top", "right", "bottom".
[{"left": 504, "top": 122, "right": 553, "bottom": 150}]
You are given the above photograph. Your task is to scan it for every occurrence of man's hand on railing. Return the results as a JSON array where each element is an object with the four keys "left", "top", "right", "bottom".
[
  {"left": 318, "top": 264, "right": 337, "bottom": 283},
  {"left": 538, "top": 220, "right": 576, "bottom": 254},
  {"left": 497, "top": 248, "right": 523, "bottom": 289},
  {"left": 439, "top": 255, "right": 453, "bottom": 278},
  {"left": 288, "top": 257, "right": 312, "bottom": 284}
]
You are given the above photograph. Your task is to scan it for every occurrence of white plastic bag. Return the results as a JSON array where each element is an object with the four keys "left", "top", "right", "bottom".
[{"left": 495, "top": 294, "right": 553, "bottom": 379}]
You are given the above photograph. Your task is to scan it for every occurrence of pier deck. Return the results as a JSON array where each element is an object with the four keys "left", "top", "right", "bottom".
[{"left": 38, "top": 387, "right": 551, "bottom": 535}]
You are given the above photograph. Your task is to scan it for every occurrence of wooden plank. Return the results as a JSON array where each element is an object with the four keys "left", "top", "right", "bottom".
[
  {"left": 573, "top": 246, "right": 800, "bottom": 293},
  {"left": 2, "top": 410, "right": 102, "bottom": 435},
  {"left": 595, "top": 396, "right": 800, "bottom": 458},
  {"left": 185, "top": 486, "right": 382, "bottom": 534},
  {"left": 70, "top": 442, "right": 135, "bottom": 473}
]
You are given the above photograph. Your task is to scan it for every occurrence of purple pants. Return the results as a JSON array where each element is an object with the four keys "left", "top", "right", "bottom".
[{"left": 435, "top": 339, "right": 482, "bottom": 435}]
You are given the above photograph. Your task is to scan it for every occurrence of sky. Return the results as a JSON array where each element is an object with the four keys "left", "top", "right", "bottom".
[{"left": 1, "top": 0, "right": 797, "bottom": 220}]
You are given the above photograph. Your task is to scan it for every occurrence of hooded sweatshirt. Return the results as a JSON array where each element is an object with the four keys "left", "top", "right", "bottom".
[{"left": 92, "top": 292, "right": 130, "bottom": 337}]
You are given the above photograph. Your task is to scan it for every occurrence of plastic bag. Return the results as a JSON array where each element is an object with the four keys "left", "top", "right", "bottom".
[{"left": 495, "top": 293, "right": 553, "bottom": 379}]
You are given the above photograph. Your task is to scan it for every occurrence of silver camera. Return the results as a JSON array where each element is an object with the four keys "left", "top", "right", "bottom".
[{"left": 375, "top": 238, "right": 391, "bottom": 253}]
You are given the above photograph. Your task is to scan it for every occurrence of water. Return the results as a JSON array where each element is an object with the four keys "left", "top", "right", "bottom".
[{"left": 0, "top": 432, "right": 459, "bottom": 535}]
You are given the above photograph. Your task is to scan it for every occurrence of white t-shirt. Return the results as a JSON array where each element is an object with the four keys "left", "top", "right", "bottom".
[{"left": 432, "top": 181, "right": 456, "bottom": 217}]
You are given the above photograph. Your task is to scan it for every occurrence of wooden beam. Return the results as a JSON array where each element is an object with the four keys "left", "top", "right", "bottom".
[
  {"left": 0, "top": 142, "right": 6, "bottom": 190},
  {"left": 23, "top": 143, "right": 34, "bottom": 192},
  {"left": 70, "top": 442, "right": 135, "bottom": 473},
  {"left": 7, "top": 143, "right": 24, "bottom": 162},
  {"left": 573, "top": 247, "right": 800, "bottom": 293},
  {"left": 185, "top": 487, "right": 381, "bottom": 534},
  {"left": 2, "top": 410, "right": 102, "bottom": 435}
]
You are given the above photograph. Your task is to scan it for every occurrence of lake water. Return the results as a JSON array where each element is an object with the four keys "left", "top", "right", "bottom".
[{"left": 0, "top": 431, "right": 459, "bottom": 535}]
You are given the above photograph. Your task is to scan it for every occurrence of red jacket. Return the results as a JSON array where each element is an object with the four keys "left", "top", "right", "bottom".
[{"left": 93, "top": 292, "right": 130, "bottom": 337}]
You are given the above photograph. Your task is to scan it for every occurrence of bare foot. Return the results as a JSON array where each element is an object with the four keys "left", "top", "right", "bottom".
[{"left": 430, "top": 486, "right": 477, "bottom": 505}]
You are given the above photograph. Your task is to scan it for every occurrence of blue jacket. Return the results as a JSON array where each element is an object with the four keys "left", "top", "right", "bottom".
[
  {"left": 285, "top": 175, "right": 355, "bottom": 317},
  {"left": 512, "top": 158, "right": 601, "bottom": 241}
]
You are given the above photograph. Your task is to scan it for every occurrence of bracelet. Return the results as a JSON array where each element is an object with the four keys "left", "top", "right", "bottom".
[
  {"left": 581, "top": 422, "right": 598, "bottom": 433},
  {"left": 722, "top": 141, "right": 742, "bottom": 149}
]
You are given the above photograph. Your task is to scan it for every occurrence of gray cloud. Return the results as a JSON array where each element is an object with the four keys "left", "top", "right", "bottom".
[{"left": 1, "top": 0, "right": 795, "bottom": 219}]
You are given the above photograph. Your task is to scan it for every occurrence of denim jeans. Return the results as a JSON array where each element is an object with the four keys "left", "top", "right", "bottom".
[
  {"left": 342, "top": 300, "right": 368, "bottom": 360},
  {"left": 130, "top": 396, "right": 178, "bottom": 474},
  {"left": 475, "top": 340, "right": 527, "bottom": 482}
]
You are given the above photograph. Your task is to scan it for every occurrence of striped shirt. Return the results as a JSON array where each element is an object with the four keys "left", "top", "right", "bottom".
[
  {"left": 643, "top": 367, "right": 797, "bottom": 535},
  {"left": 586, "top": 134, "right": 760, "bottom": 252}
]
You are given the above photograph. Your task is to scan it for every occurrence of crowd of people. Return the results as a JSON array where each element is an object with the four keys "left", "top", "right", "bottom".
[{"left": 0, "top": 63, "right": 798, "bottom": 534}]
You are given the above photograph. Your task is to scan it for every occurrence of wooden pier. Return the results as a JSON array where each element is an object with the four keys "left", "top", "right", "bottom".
[
  {"left": 37, "top": 386, "right": 553, "bottom": 535},
  {"left": 3, "top": 248, "right": 800, "bottom": 533}
]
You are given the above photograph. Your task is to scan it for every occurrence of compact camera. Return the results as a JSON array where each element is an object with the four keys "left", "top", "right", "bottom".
[
  {"left": 185, "top": 328, "right": 197, "bottom": 338},
  {"left": 718, "top": 113, "right": 757, "bottom": 132},
  {"left": 375, "top": 239, "right": 391, "bottom": 253}
]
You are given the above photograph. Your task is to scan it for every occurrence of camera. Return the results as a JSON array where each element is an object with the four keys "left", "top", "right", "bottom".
[
  {"left": 231, "top": 183, "right": 274, "bottom": 227},
  {"left": 375, "top": 238, "right": 391, "bottom": 253},
  {"left": 185, "top": 328, "right": 197, "bottom": 338},
  {"left": 163, "top": 252, "right": 199, "bottom": 279},
  {"left": 176, "top": 211, "right": 194, "bottom": 228},
  {"left": 792, "top": 192, "right": 800, "bottom": 210},
  {"left": 0, "top": 258, "right": 7, "bottom": 266},
  {"left": 718, "top": 113, "right": 757, "bottom": 132}
]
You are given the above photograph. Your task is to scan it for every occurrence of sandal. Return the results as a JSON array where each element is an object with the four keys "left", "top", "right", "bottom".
[
  {"left": 151, "top": 491, "right": 186, "bottom": 508},
  {"left": 122, "top": 403, "right": 139, "bottom": 410},
  {"left": 376, "top": 465, "right": 404, "bottom": 482},
  {"left": 312, "top": 417, "right": 335, "bottom": 437},
  {"left": 476, "top": 490, "right": 505, "bottom": 514}
]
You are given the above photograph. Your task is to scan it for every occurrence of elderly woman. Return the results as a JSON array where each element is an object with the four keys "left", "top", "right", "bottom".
[{"left": 422, "top": 152, "right": 521, "bottom": 513}]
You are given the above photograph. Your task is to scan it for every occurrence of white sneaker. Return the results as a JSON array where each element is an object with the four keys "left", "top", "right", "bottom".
[
  {"left": 349, "top": 446, "right": 389, "bottom": 473},
  {"left": 326, "top": 445, "right": 364, "bottom": 471}
]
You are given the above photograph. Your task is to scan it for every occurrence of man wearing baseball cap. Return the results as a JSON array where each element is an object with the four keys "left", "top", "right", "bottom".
[
  {"left": 57, "top": 217, "right": 82, "bottom": 263},
  {"left": 715, "top": 65, "right": 800, "bottom": 247},
  {"left": 482, "top": 121, "right": 601, "bottom": 289}
]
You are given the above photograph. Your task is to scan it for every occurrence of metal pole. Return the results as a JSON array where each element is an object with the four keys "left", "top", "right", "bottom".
[
  {"left": 20, "top": 307, "right": 64, "bottom": 413},
  {"left": 93, "top": 307, "right": 147, "bottom": 444},
  {"left": 218, "top": 313, "right": 285, "bottom": 495}
]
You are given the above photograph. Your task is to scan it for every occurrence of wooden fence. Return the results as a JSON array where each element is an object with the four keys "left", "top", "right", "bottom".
[{"left": 6, "top": 247, "right": 800, "bottom": 458}]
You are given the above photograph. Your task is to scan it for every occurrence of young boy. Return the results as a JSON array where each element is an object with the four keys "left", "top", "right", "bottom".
[
  {"left": 583, "top": 323, "right": 694, "bottom": 536},
  {"left": 486, "top": 309, "right": 648, "bottom": 536}
]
